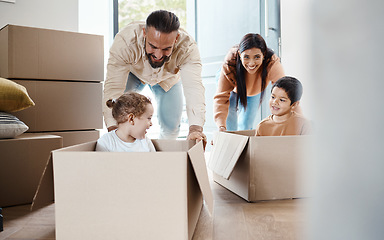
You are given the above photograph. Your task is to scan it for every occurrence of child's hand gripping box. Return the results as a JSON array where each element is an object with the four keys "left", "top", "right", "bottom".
[
  {"left": 32, "top": 139, "right": 213, "bottom": 240},
  {"left": 209, "top": 130, "right": 312, "bottom": 202}
]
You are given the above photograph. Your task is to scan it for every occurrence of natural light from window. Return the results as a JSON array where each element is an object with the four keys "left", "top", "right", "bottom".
[{"left": 117, "top": 0, "right": 188, "bottom": 139}]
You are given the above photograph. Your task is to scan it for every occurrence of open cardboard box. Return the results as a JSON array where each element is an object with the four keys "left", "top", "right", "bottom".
[
  {"left": 209, "top": 130, "right": 312, "bottom": 202},
  {"left": 32, "top": 139, "right": 213, "bottom": 240}
]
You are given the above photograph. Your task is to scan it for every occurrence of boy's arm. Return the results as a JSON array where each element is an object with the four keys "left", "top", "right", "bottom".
[{"left": 255, "top": 124, "right": 262, "bottom": 136}]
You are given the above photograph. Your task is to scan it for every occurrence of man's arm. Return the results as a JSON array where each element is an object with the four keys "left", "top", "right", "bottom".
[
  {"left": 178, "top": 43, "right": 206, "bottom": 145},
  {"left": 103, "top": 34, "right": 133, "bottom": 130}
]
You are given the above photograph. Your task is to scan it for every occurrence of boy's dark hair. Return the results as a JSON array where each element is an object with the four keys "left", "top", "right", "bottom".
[
  {"left": 272, "top": 76, "right": 303, "bottom": 105},
  {"left": 146, "top": 10, "right": 180, "bottom": 33}
]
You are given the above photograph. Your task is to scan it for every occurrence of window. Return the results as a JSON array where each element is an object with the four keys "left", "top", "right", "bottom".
[
  {"left": 118, "top": 0, "right": 187, "bottom": 31},
  {"left": 113, "top": 0, "right": 188, "bottom": 139}
]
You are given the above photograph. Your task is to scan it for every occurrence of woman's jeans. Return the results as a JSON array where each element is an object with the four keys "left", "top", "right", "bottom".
[
  {"left": 125, "top": 72, "right": 183, "bottom": 139},
  {"left": 226, "top": 91, "right": 261, "bottom": 131}
]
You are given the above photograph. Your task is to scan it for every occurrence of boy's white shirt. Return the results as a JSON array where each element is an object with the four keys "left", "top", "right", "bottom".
[{"left": 96, "top": 129, "right": 156, "bottom": 152}]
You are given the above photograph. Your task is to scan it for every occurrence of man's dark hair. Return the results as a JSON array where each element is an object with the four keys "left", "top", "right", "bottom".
[
  {"left": 272, "top": 76, "right": 303, "bottom": 104},
  {"left": 146, "top": 10, "right": 180, "bottom": 33}
]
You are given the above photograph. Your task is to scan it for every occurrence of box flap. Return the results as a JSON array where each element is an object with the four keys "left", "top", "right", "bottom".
[
  {"left": 31, "top": 153, "right": 54, "bottom": 210},
  {"left": 187, "top": 141, "right": 214, "bottom": 215},
  {"left": 227, "top": 129, "right": 256, "bottom": 136},
  {"left": 0, "top": 24, "right": 9, "bottom": 31},
  {"left": 208, "top": 132, "right": 249, "bottom": 179},
  {"left": 31, "top": 141, "right": 97, "bottom": 210}
]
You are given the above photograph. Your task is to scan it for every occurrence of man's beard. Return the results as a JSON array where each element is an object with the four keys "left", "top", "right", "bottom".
[{"left": 146, "top": 52, "right": 170, "bottom": 68}]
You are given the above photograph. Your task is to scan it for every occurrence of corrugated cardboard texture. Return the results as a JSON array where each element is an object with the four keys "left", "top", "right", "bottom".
[
  {"left": 12, "top": 80, "right": 103, "bottom": 132},
  {"left": 248, "top": 136, "right": 309, "bottom": 201},
  {"left": 32, "top": 140, "right": 212, "bottom": 240},
  {"left": 55, "top": 151, "right": 190, "bottom": 240},
  {"left": 0, "top": 24, "right": 104, "bottom": 81},
  {"left": 213, "top": 131, "right": 311, "bottom": 202},
  {"left": 0, "top": 134, "right": 62, "bottom": 207}
]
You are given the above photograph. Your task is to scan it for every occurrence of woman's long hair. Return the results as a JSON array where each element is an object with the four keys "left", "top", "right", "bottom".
[{"left": 235, "top": 33, "right": 274, "bottom": 109}]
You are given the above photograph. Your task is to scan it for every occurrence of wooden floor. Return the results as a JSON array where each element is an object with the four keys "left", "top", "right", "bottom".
[
  {"left": 192, "top": 182, "right": 307, "bottom": 240},
  {"left": 1, "top": 178, "right": 307, "bottom": 240}
]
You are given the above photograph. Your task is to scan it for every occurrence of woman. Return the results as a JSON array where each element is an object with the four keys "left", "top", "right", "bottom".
[{"left": 213, "top": 33, "right": 285, "bottom": 131}]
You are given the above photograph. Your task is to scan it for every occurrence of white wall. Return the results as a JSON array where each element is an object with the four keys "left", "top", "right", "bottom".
[
  {"left": 282, "top": 1, "right": 384, "bottom": 239},
  {"left": 78, "top": 0, "right": 113, "bottom": 80},
  {"left": 280, "top": 0, "right": 312, "bottom": 118},
  {"left": 0, "top": 0, "right": 112, "bottom": 72},
  {"left": 78, "top": 0, "right": 114, "bottom": 134},
  {"left": 308, "top": 0, "right": 384, "bottom": 239},
  {"left": 0, "top": 0, "right": 78, "bottom": 31},
  {"left": 0, "top": 0, "right": 112, "bottom": 78}
]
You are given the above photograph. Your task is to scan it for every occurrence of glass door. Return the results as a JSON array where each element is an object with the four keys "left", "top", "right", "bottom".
[{"left": 260, "top": 0, "right": 281, "bottom": 119}]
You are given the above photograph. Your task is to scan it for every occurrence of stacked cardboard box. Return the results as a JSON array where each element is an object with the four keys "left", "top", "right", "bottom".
[
  {"left": 0, "top": 24, "right": 104, "bottom": 207},
  {"left": 0, "top": 24, "right": 104, "bottom": 147},
  {"left": 0, "top": 134, "right": 63, "bottom": 207}
]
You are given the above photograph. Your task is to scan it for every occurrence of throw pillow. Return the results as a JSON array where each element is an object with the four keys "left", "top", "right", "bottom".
[
  {"left": 0, "top": 112, "right": 29, "bottom": 139},
  {"left": 0, "top": 77, "right": 35, "bottom": 112}
]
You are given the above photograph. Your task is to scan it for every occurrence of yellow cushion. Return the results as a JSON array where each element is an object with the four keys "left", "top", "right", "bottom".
[{"left": 0, "top": 77, "right": 35, "bottom": 112}]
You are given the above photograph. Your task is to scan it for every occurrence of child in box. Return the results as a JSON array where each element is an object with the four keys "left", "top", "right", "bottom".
[
  {"left": 96, "top": 92, "right": 156, "bottom": 152},
  {"left": 255, "top": 76, "right": 311, "bottom": 136}
]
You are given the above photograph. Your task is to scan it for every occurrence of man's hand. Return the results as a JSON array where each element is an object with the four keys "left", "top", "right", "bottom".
[
  {"left": 187, "top": 125, "right": 207, "bottom": 150},
  {"left": 107, "top": 126, "right": 118, "bottom": 132}
]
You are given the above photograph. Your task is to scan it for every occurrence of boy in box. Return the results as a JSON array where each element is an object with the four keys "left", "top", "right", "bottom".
[
  {"left": 96, "top": 92, "right": 156, "bottom": 152},
  {"left": 255, "top": 76, "right": 311, "bottom": 136}
]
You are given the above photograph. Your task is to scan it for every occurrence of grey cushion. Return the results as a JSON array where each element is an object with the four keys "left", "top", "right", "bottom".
[{"left": 0, "top": 112, "right": 29, "bottom": 139}]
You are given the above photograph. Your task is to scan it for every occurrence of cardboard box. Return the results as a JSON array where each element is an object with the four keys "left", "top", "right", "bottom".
[
  {"left": 0, "top": 134, "right": 62, "bottom": 207},
  {"left": 33, "top": 130, "right": 100, "bottom": 147},
  {"left": 0, "top": 24, "right": 104, "bottom": 81},
  {"left": 32, "top": 140, "right": 213, "bottom": 240},
  {"left": 209, "top": 130, "right": 311, "bottom": 202},
  {"left": 12, "top": 80, "right": 103, "bottom": 132}
]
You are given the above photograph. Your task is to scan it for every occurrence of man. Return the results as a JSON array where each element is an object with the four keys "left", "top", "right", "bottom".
[{"left": 103, "top": 10, "right": 206, "bottom": 143}]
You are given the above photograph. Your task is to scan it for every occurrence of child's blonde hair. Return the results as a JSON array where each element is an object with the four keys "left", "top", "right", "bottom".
[{"left": 106, "top": 92, "right": 152, "bottom": 124}]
